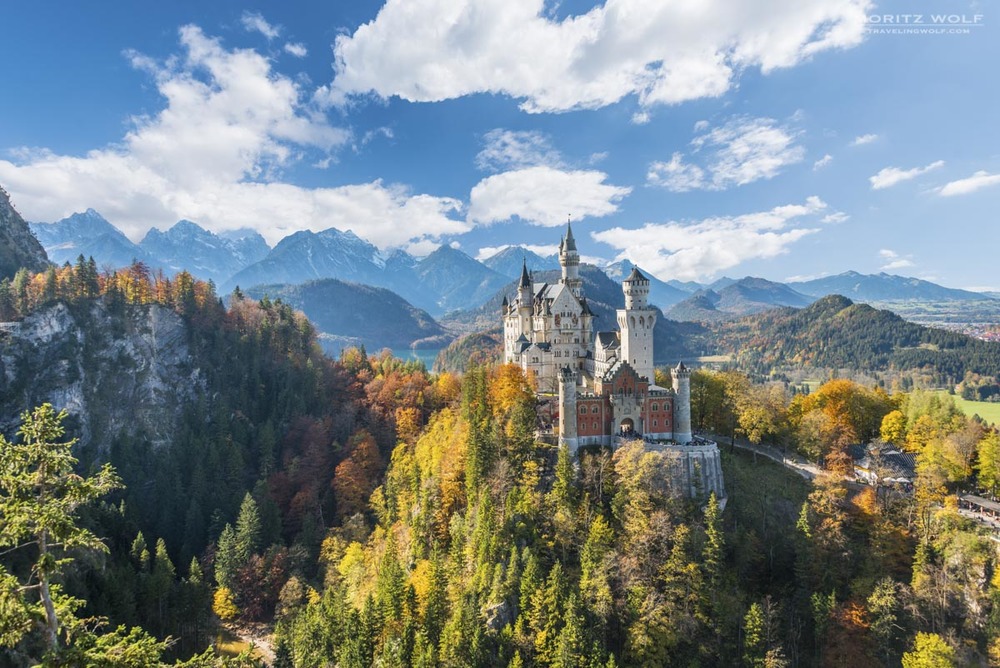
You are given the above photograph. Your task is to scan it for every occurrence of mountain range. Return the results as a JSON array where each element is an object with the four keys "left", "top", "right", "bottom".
[
  {"left": 666, "top": 278, "right": 815, "bottom": 322},
  {"left": 30, "top": 210, "right": 269, "bottom": 284},
  {"left": 18, "top": 207, "right": 998, "bottom": 324},
  {"left": 242, "top": 279, "right": 447, "bottom": 356}
]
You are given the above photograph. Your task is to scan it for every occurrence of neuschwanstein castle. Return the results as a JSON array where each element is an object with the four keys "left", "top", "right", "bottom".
[{"left": 501, "top": 224, "right": 725, "bottom": 501}]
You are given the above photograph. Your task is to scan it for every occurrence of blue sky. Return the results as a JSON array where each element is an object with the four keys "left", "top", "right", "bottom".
[{"left": 1, "top": 0, "right": 997, "bottom": 287}]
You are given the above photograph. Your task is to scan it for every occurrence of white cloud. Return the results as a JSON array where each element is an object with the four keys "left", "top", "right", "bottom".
[
  {"left": 476, "top": 243, "right": 560, "bottom": 260},
  {"left": 476, "top": 129, "right": 565, "bottom": 172},
  {"left": 785, "top": 271, "right": 829, "bottom": 282},
  {"left": 592, "top": 196, "right": 828, "bottom": 281},
  {"left": 851, "top": 133, "right": 878, "bottom": 146},
  {"left": 284, "top": 42, "right": 308, "bottom": 58},
  {"left": 323, "top": 0, "right": 870, "bottom": 113},
  {"left": 241, "top": 11, "right": 280, "bottom": 40},
  {"left": 813, "top": 153, "right": 833, "bottom": 170},
  {"left": 647, "top": 116, "right": 804, "bottom": 191},
  {"left": 0, "top": 26, "right": 468, "bottom": 250},
  {"left": 869, "top": 160, "right": 944, "bottom": 190},
  {"left": 647, "top": 153, "right": 706, "bottom": 192},
  {"left": 469, "top": 166, "right": 631, "bottom": 228},
  {"left": 878, "top": 249, "right": 915, "bottom": 271},
  {"left": 938, "top": 170, "right": 1000, "bottom": 197}
]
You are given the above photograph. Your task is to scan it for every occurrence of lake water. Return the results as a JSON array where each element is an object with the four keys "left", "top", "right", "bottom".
[{"left": 389, "top": 347, "right": 443, "bottom": 369}]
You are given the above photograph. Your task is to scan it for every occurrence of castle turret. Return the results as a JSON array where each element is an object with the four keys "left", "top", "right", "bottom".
[
  {"left": 558, "top": 365, "right": 579, "bottom": 453},
  {"left": 559, "top": 222, "right": 582, "bottom": 298},
  {"left": 617, "top": 266, "right": 656, "bottom": 383},
  {"left": 517, "top": 259, "right": 533, "bottom": 335},
  {"left": 672, "top": 361, "right": 692, "bottom": 444}
]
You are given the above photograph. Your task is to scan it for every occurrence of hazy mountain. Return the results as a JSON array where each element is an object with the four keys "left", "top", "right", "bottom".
[
  {"left": 708, "top": 294, "right": 1000, "bottom": 377},
  {"left": 789, "top": 271, "right": 991, "bottom": 302},
  {"left": 414, "top": 246, "right": 510, "bottom": 314},
  {"left": 30, "top": 209, "right": 141, "bottom": 271},
  {"left": 0, "top": 189, "right": 49, "bottom": 280},
  {"left": 482, "top": 247, "right": 559, "bottom": 279},
  {"left": 666, "top": 279, "right": 705, "bottom": 293},
  {"left": 225, "top": 227, "right": 390, "bottom": 292},
  {"left": 603, "top": 260, "right": 689, "bottom": 308},
  {"left": 244, "top": 279, "right": 447, "bottom": 356},
  {"left": 667, "top": 277, "right": 814, "bottom": 322},
  {"left": 140, "top": 220, "right": 269, "bottom": 284}
]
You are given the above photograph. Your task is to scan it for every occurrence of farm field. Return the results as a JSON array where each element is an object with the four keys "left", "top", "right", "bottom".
[{"left": 934, "top": 390, "right": 1000, "bottom": 426}]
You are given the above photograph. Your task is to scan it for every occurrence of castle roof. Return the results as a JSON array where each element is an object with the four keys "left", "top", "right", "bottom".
[
  {"left": 625, "top": 266, "right": 648, "bottom": 283},
  {"left": 596, "top": 331, "right": 620, "bottom": 349},
  {"left": 519, "top": 259, "right": 531, "bottom": 288},
  {"left": 675, "top": 360, "right": 688, "bottom": 372},
  {"left": 562, "top": 222, "right": 577, "bottom": 252}
]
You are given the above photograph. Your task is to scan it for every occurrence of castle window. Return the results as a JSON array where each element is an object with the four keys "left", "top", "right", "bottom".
[
  {"left": 653, "top": 420, "right": 658, "bottom": 427},
  {"left": 593, "top": 422, "right": 598, "bottom": 430},
  {"left": 579, "top": 406, "right": 587, "bottom": 414},
  {"left": 591, "top": 406, "right": 598, "bottom": 414},
  {"left": 651, "top": 403, "right": 659, "bottom": 412}
]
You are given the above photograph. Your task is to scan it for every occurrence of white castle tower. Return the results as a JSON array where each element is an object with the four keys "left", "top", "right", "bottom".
[
  {"left": 559, "top": 222, "right": 583, "bottom": 298},
  {"left": 617, "top": 267, "right": 656, "bottom": 383},
  {"left": 672, "top": 361, "right": 692, "bottom": 444},
  {"left": 558, "top": 365, "right": 579, "bottom": 453}
]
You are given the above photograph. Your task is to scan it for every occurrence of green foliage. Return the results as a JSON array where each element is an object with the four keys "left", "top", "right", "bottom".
[{"left": 902, "top": 632, "right": 955, "bottom": 668}]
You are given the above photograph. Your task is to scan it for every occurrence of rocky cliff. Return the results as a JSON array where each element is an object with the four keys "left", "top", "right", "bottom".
[
  {"left": 0, "top": 186, "right": 49, "bottom": 279},
  {"left": 0, "top": 300, "right": 201, "bottom": 451}
]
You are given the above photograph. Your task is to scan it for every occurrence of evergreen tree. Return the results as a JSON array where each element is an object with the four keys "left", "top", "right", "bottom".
[
  {"left": 234, "top": 492, "right": 262, "bottom": 565},
  {"left": 0, "top": 404, "right": 122, "bottom": 655}
]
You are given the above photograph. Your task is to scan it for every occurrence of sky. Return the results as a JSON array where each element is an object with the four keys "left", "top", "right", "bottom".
[{"left": 0, "top": 0, "right": 997, "bottom": 288}]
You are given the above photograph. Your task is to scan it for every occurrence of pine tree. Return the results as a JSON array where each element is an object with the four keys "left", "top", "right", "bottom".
[
  {"left": 234, "top": 492, "right": 262, "bottom": 565},
  {"left": 0, "top": 404, "right": 122, "bottom": 653},
  {"left": 215, "top": 523, "right": 238, "bottom": 589}
]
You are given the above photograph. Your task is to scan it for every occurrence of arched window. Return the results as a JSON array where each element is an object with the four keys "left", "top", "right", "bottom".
[
  {"left": 591, "top": 406, "right": 599, "bottom": 414},
  {"left": 651, "top": 403, "right": 659, "bottom": 411},
  {"left": 579, "top": 406, "right": 587, "bottom": 414}
]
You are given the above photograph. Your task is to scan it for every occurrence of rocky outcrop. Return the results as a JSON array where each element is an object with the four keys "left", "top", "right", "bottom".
[
  {"left": 0, "top": 186, "right": 49, "bottom": 280},
  {"left": 0, "top": 300, "right": 201, "bottom": 451}
]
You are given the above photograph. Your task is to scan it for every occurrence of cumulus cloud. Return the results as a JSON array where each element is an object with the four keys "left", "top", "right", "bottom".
[
  {"left": 813, "top": 154, "right": 833, "bottom": 170},
  {"left": 241, "top": 11, "right": 280, "bottom": 40},
  {"left": 938, "top": 170, "right": 1000, "bottom": 197},
  {"left": 468, "top": 165, "right": 631, "bottom": 227},
  {"left": 647, "top": 116, "right": 805, "bottom": 191},
  {"left": 476, "top": 129, "right": 565, "bottom": 172},
  {"left": 0, "top": 26, "right": 469, "bottom": 249},
  {"left": 284, "top": 42, "right": 308, "bottom": 58},
  {"left": 851, "top": 133, "right": 878, "bottom": 146},
  {"left": 323, "top": 0, "right": 870, "bottom": 113},
  {"left": 879, "top": 249, "right": 915, "bottom": 271},
  {"left": 592, "top": 196, "right": 828, "bottom": 281},
  {"left": 869, "top": 160, "right": 944, "bottom": 190}
]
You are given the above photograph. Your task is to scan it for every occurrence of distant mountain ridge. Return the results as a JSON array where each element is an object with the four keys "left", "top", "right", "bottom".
[
  {"left": 30, "top": 211, "right": 270, "bottom": 284},
  {"left": 139, "top": 220, "right": 269, "bottom": 284},
  {"left": 481, "top": 247, "right": 559, "bottom": 279},
  {"left": 705, "top": 294, "right": 1000, "bottom": 378},
  {"left": 788, "top": 271, "right": 989, "bottom": 302},
  {"left": 243, "top": 279, "right": 447, "bottom": 356},
  {"left": 667, "top": 277, "right": 814, "bottom": 322}
]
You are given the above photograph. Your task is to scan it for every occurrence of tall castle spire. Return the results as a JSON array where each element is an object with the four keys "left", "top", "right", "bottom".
[{"left": 559, "top": 219, "right": 582, "bottom": 298}]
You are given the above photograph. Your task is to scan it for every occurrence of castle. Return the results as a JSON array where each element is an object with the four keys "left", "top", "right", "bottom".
[{"left": 501, "top": 223, "right": 725, "bottom": 501}]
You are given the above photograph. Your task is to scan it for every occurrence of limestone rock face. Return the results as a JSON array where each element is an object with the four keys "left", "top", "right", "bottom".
[
  {"left": 0, "top": 300, "right": 201, "bottom": 451},
  {"left": 0, "top": 187, "right": 49, "bottom": 280}
]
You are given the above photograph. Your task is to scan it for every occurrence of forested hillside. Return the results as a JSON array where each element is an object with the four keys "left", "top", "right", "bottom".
[{"left": 706, "top": 295, "right": 1000, "bottom": 382}]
